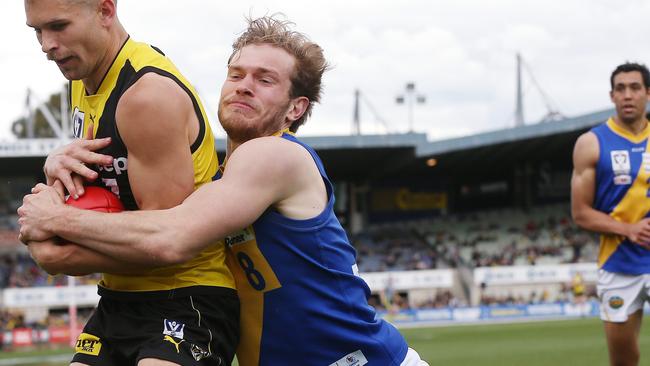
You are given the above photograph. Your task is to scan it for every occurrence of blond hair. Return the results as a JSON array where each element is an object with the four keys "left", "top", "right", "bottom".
[{"left": 229, "top": 15, "right": 329, "bottom": 132}]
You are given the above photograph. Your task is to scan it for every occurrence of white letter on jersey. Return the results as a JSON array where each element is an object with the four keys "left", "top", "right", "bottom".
[{"left": 101, "top": 178, "right": 120, "bottom": 197}]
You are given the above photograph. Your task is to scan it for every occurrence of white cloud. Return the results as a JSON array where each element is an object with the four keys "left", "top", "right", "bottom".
[{"left": 3, "top": 0, "right": 650, "bottom": 141}]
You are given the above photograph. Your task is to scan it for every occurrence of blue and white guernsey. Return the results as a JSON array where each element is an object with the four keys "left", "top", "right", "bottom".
[
  {"left": 592, "top": 118, "right": 650, "bottom": 274},
  {"left": 223, "top": 131, "right": 408, "bottom": 366}
]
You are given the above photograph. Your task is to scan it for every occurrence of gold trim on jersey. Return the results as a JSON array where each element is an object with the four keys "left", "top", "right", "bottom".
[
  {"left": 225, "top": 226, "right": 281, "bottom": 366},
  {"left": 272, "top": 128, "right": 294, "bottom": 137},
  {"left": 606, "top": 118, "right": 650, "bottom": 143}
]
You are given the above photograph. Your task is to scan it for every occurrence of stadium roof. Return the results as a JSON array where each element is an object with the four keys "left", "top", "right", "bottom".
[
  {"left": 214, "top": 107, "right": 612, "bottom": 157},
  {"left": 215, "top": 107, "right": 613, "bottom": 181},
  {"left": 395, "top": 108, "right": 614, "bottom": 182},
  {"left": 0, "top": 107, "right": 614, "bottom": 182},
  {"left": 416, "top": 108, "right": 613, "bottom": 157}
]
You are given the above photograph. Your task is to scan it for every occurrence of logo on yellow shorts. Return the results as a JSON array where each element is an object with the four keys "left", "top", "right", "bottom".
[{"left": 75, "top": 333, "right": 102, "bottom": 356}]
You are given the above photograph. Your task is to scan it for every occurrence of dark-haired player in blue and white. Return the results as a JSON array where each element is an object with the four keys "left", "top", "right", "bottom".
[{"left": 572, "top": 62, "right": 650, "bottom": 366}]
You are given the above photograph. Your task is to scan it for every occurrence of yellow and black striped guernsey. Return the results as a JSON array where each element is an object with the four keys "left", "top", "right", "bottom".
[{"left": 70, "top": 37, "right": 235, "bottom": 298}]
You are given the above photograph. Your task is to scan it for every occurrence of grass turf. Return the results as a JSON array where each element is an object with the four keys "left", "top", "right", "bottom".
[
  {"left": 401, "top": 317, "right": 650, "bottom": 365},
  {"left": 4, "top": 317, "right": 650, "bottom": 365}
]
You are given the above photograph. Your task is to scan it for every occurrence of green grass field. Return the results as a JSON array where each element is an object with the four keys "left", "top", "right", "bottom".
[
  {"left": 400, "top": 317, "right": 640, "bottom": 366},
  {"left": 3, "top": 318, "right": 649, "bottom": 365}
]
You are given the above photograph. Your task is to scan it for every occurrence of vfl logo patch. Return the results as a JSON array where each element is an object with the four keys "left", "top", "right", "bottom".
[
  {"left": 611, "top": 150, "right": 632, "bottom": 185},
  {"left": 609, "top": 296, "right": 624, "bottom": 309},
  {"left": 329, "top": 350, "right": 368, "bottom": 366},
  {"left": 190, "top": 344, "right": 212, "bottom": 361},
  {"left": 163, "top": 319, "right": 185, "bottom": 339},
  {"left": 72, "top": 107, "right": 85, "bottom": 138},
  {"left": 75, "top": 333, "right": 102, "bottom": 356},
  {"left": 611, "top": 150, "right": 630, "bottom": 175},
  {"left": 163, "top": 335, "right": 185, "bottom": 353}
]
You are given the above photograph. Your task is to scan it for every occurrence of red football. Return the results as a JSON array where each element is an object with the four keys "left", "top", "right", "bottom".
[{"left": 65, "top": 186, "right": 124, "bottom": 213}]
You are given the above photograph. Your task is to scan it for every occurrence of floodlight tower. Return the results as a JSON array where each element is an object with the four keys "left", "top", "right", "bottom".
[
  {"left": 515, "top": 53, "right": 525, "bottom": 127},
  {"left": 352, "top": 89, "right": 361, "bottom": 135},
  {"left": 396, "top": 82, "right": 426, "bottom": 132}
]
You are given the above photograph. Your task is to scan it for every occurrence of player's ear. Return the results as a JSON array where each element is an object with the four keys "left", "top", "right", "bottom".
[
  {"left": 286, "top": 96, "right": 309, "bottom": 123},
  {"left": 98, "top": 0, "right": 117, "bottom": 26}
]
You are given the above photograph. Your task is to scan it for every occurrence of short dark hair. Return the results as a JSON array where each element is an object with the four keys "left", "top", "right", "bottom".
[{"left": 610, "top": 62, "right": 650, "bottom": 90}]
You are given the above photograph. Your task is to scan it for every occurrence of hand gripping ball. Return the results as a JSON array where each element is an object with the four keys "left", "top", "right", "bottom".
[{"left": 65, "top": 186, "right": 124, "bottom": 213}]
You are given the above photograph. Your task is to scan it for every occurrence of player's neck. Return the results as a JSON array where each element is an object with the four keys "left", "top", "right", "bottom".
[
  {"left": 83, "top": 29, "right": 129, "bottom": 95},
  {"left": 613, "top": 116, "right": 648, "bottom": 135},
  {"left": 226, "top": 138, "right": 239, "bottom": 156}
]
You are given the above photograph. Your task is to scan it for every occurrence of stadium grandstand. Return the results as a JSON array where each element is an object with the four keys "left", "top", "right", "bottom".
[{"left": 0, "top": 103, "right": 611, "bottom": 351}]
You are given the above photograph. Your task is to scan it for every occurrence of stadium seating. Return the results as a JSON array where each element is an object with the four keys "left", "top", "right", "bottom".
[
  {"left": 354, "top": 203, "right": 598, "bottom": 272},
  {"left": 0, "top": 249, "right": 101, "bottom": 289},
  {"left": 0, "top": 203, "right": 599, "bottom": 317}
]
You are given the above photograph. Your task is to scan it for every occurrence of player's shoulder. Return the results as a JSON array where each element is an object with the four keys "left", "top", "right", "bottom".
[
  {"left": 116, "top": 72, "right": 192, "bottom": 130},
  {"left": 121, "top": 73, "right": 187, "bottom": 107},
  {"left": 575, "top": 130, "right": 598, "bottom": 147},
  {"left": 121, "top": 38, "right": 167, "bottom": 69},
  {"left": 238, "top": 135, "right": 308, "bottom": 160},
  {"left": 115, "top": 73, "right": 193, "bottom": 144},
  {"left": 573, "top": 131, "right": 599, "bottom": 164},
  {"left": 229, "top": 136, "right": 313, "bottom": 175}
]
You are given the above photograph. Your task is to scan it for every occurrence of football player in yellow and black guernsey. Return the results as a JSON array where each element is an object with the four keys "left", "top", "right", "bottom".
[{"left": 24, "top": 0, "right": 238, "bottom": 365}]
